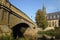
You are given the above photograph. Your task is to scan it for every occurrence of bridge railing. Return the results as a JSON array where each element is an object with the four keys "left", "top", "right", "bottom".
[{"left": 0, "top": 0, "right": 36, "bottom": 26}]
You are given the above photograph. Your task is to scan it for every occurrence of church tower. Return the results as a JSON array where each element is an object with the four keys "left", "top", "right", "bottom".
[
  {"left": 42, "top": 4, "right": 46, "bottom": 15},
  {"left": 41, "top": 4, "right": 47, "bottom": 19}
]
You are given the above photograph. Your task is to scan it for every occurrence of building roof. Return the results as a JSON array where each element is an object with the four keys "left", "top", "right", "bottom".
[
  {"left": 47, "top": 11, "right": 60, "bottom": 20},
  {"left": 47, "top": 11, "right": 60, "bottom": 16}
]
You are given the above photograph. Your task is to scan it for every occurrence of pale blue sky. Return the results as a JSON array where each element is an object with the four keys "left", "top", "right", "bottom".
[{"left": 9, "top": 0, "right": 60, "bottom": 21}]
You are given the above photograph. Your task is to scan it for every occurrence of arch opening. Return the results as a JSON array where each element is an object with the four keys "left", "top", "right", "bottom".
[{"left": 12, "top": 23, "right": 29, "bottom": 39}]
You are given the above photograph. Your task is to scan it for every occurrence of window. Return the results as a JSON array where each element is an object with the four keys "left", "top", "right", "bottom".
[
  {"left": 54, "top": 15, "right": 56, "bottom": 19},
  {"left": 57, "top": 15, "right": 59, "bottom": 18},
  {"left": 52, "top": 21, "right": 54, "bottom": 27},
  {"left": 56, "top": 15, "right": 57, "bottom": 19},
  {"left": 52, "top": 16, "right": 53, "bottom": 19},
  {"left": 50, "top": 16, "right": 52, "bottom": 19},
  {"left": 48, "top": 16, "right": 50, "bottom": 19}
]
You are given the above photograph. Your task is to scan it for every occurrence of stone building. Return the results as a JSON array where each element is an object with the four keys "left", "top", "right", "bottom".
[
  {"left": 41, "top": 5, "right": 60, "bottom": 30},
  {"left": 47, "top": 11, "right": 60, "bottom": 27},
  {"left": 41, "top": 5, "right": 60, "bottom": 28}
]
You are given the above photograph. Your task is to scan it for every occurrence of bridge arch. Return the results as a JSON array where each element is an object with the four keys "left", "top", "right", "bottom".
[{"left": 11, "top": 23, "right": 29, "bottom": 39}]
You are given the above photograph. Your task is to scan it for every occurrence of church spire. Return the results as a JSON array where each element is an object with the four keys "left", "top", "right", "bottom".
[
  {"left": 42, "top": 4, "right": 46, "bottom": 14},
  {"left": 42, "top": 4, "right": 46, "bottom": 17},
  {"left": 42, "top": 4, "right": 46, "bottom": 11}
]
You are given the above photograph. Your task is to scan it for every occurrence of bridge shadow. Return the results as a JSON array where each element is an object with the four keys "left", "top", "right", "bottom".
[{"left": 12, "top": 23, "right": 29, "bottom": 39}]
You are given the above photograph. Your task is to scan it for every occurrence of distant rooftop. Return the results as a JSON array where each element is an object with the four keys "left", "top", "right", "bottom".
[
  {"left": 47, "top": 11, "right": 60, "bottom": 20},
  {"left": 47, "top": 11, "right": 60, "bottom": 16}
]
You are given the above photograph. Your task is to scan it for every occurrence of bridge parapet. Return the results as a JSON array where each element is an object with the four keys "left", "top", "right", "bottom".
[
  {"left": 0, "top": 0, "right": 38, "bottom": 38},
  {"left": 0, "top": 0, "right": 34, "bottom": 25}
]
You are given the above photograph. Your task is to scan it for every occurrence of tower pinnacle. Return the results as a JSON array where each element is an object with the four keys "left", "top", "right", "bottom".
[
  {"left": 42, "top": 4, "right": 46, "bottom": 16},
  {"left": 42, "top": 4, "right": 46, "bottom": 11}
]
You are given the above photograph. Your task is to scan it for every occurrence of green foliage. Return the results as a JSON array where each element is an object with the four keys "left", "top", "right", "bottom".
[
  {"left": 0, "top": 32, "right": 36, "bottom": 40},
  {"left": 38, "top": 30, "right": 55, "bottom": 36},
  {"left": 44, "top": 30, "right": 55, "bottom": 36},
  {"left": 38, "top": 31, "right": 44, "bottom": 35},
  {"left": 18, "top": 37, "right": 25, "bottom": 40},
  {"left": 0, "top": 33, "right": 10, "bottom": 40},
  {"left": 35, "top": 9, "right": 48, "bottom": 29}
]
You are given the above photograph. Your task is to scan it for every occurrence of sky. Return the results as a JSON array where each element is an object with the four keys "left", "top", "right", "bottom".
[{"left": 9, "top": 0, "right": 60, "bottom": 21}]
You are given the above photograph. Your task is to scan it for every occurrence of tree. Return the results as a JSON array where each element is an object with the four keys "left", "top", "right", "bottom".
[{"left": 35, "top": 6, "right": 48, "bottom": 29}]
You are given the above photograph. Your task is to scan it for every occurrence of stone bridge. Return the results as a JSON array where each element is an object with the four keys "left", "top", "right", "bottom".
[{"left": 0, "top": 0, "right": 38, "bottom": 38}]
